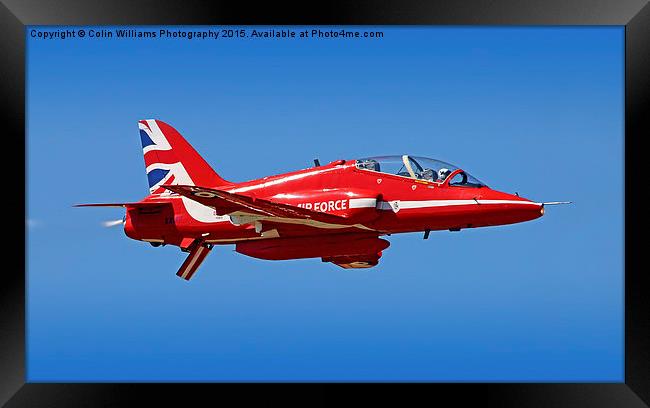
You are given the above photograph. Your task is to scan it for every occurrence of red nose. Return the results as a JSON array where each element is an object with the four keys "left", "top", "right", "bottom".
[{"left": 477, "top": 189, "right": 544, "bottom": 226}]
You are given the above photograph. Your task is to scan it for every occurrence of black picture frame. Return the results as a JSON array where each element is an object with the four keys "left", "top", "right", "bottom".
[{"left": 3, "top": 1, "right": 648, "bottom": 406}]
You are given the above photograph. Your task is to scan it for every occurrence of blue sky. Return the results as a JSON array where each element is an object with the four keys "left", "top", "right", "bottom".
[{"left": 26, "top": 26, "right": 623, "bottom": 381}]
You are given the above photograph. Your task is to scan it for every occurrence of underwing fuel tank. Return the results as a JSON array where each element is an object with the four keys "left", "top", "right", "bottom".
[{"left": 236, "top": 234, "right": 390, "bottom": 261}]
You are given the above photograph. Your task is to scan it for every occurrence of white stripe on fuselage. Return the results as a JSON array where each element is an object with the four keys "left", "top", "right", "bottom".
[
  {"left": 161, "top": 182, "right": 538, "bottom": 231},
  {"left": 349, "top": 198, "right": 377, "bottom": 208},
  {"left": 391, "top": 199, "right": 539, "bottom": 209}
]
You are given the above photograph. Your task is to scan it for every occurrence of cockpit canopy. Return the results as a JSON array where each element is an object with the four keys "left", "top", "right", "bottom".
[{"left": 355, "top": 155, "right": 485, "bottom": 187}]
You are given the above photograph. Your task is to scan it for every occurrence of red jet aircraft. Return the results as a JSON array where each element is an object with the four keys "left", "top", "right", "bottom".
[{"left": 77, "top": 120, "right": 569, "bottom": 280}]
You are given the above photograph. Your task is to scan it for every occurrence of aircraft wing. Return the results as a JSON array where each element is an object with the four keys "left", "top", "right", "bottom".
[{"left": 163, "top": 185, "right": 359, "bottom": 226}]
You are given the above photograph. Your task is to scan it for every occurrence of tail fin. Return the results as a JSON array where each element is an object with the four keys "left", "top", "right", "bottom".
[{"left": 138, "top": 119, "right": 230, "bottom": 194}]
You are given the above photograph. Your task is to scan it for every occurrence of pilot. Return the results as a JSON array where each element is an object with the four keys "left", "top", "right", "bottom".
[
  {"left": 438, "top": 168, "right": 451, "bottom": 181},
  {"left": 420, "top": 168, "right": 435, "bottom": 181},
  {"left": 359, "top": 159, "right": 379, "bottom": 172}
]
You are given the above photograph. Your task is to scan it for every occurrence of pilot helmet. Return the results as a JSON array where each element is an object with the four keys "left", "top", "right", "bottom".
[{"left": 438, "top": 168, "right": 451, "bottom": 180}]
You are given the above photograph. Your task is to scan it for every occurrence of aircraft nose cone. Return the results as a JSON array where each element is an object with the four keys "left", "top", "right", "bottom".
[
  {"left": 510, "top": 196, "right": 544, "bottom": 219},
  {"left": 521, "top": 200, "right": 545, "bottom": 221},
  {"left": 481, "top": 190, "right": 545, "bottom": 225}
]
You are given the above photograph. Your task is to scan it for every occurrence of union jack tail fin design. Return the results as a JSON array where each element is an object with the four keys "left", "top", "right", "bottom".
[{"left": 138, "top": 119, "right": 230, "bottom": 194}]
